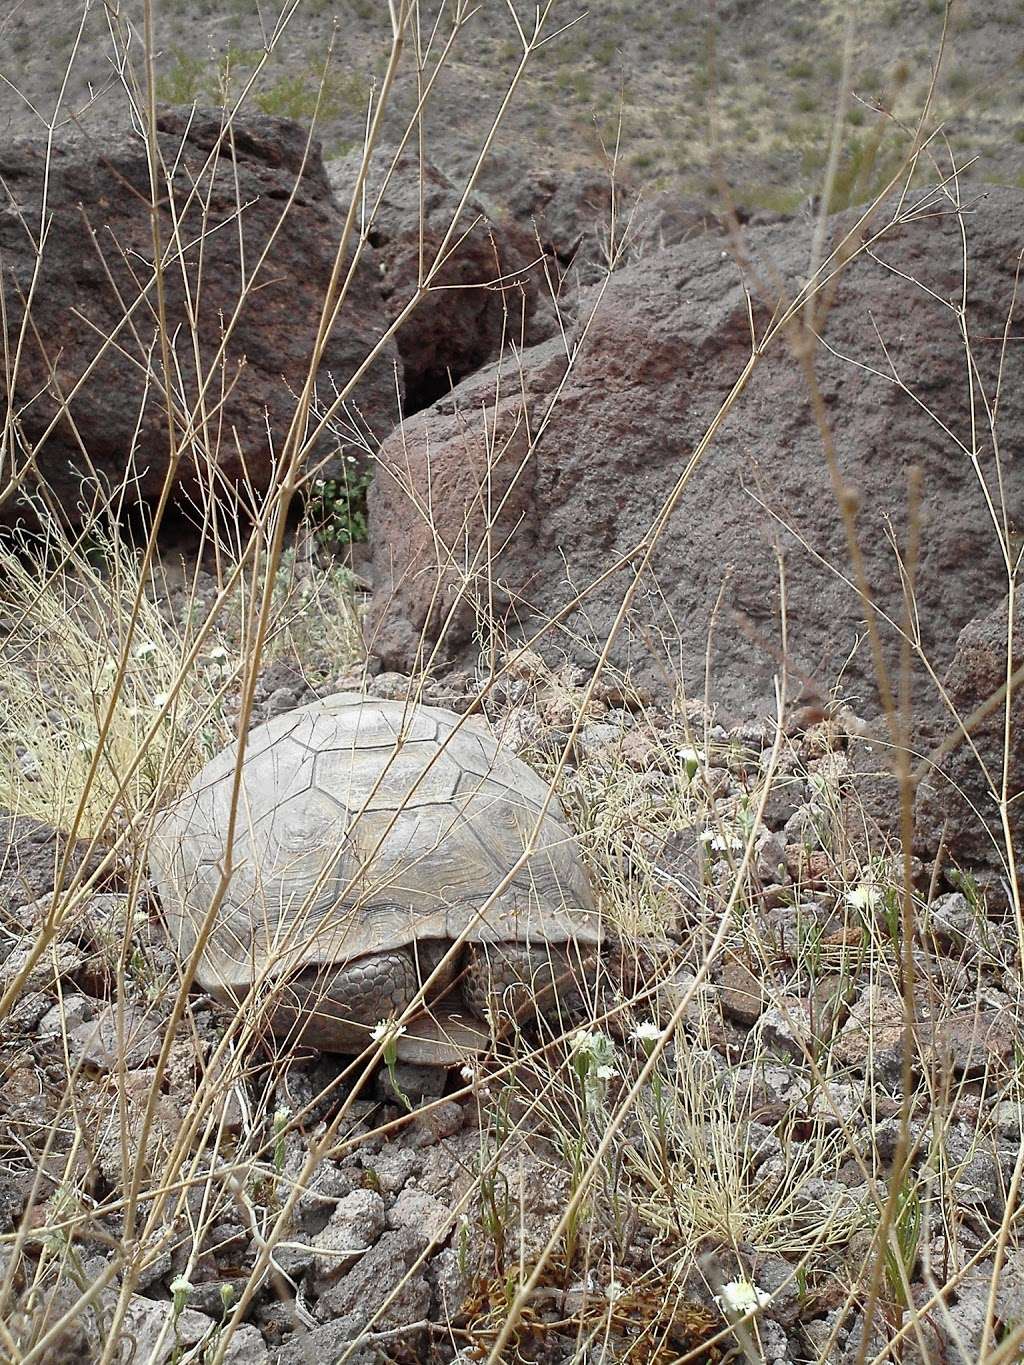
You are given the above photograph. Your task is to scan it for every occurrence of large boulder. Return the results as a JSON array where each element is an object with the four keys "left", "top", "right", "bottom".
[
  {"left": 368, "top": 186, "right": 1024, "bottom": 722},
  {"left": 915, "top": 597, "right": 1024, "bottom": 877},
  {"left": 0, "top": 109, "right": 399, "bottom": 515},
  {"left": 325, "top": 147, "right": 544, "bottom": 413}
]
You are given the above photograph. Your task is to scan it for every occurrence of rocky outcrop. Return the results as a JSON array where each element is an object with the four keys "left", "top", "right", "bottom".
[
  {"left": 368, "top": 186, "right": 1024, "bottom": 723},
  {"left": 915, "top": 597, "right": 1024, "bottom": 876},
  {"left": 325, "top": 147, "right": 544, "bottom": 413},
  {"left": 0, "top": 109, "right": 399, "bottom": 516}
]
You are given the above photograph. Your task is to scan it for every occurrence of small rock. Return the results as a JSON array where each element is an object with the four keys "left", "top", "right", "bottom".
[
  {"left": 273, "top": 1239, "right": 317, "bottom": 1284},
  {"left": 314, "top": 1227, "right": 430, "bottom": 1328},
  {"left": 368, "top": 671, "right": 414, "bottom": 701},
  {"left": 272, "top": 1319, "right": 379, "bottom": 1365},
  {"left": 924, "top": 892, "right": 979, "bottom": 953},
  {"left": 758, "top": 778, "right": 808, "bottom": 833},
  {"left": 717, "top": 959, "right": 765, "bottom": 1025},
  {"left": 923, "top": 1010, "right": 1013, "bottom": 1078},
  {"left": 761, "top": 998, "right": 818, "bottom": 1059},
  {"left": 951, "top": 1147, "right": 1005, "bottom": 1219},
  {"left": 94, "top": 1068, "right": 181, "bottom": 1184},
  {"left": 0, "top": 938, "right": 83, "bottom": 997},
  {"left": 386, "top": 1187, "right": 453, "bottom": 1243},
  {"left": 364, "top": 1145, "right": 421, "bottom": 1193},
  {"left": 782, "top": 804, "right": 824, "bottom": 849},
  {"left": 0, "top": 812, "right": 104, "bottom": 927},
  {"left": 754, "top": 831, "right": 788, "bottom": 886},
  {"left": 495, "top": 707, "right": 544, "bottom": 755},
  {"left": 993, "top": 1099, "right": 1024, "bottom": 1139},
  {"left": 832, "top": 986, "right": 905, "bottom": 1083},
  {"left": 187, "top": 1277, "right": 250, "bottom": 1317},
  {"left": 619, "top": 728, "right": 663, "bottom": 769},
  {"left": 69, "top": 1002, "right": 165, "bottom": 1071},
  {"left": 133, "top": 1245, "right": 174, "bottom": 1293},
  {"left": 289, "top": 1153, "right": 357, "bottom": 1232},
  {"left": 409, "top": 1098, "right": 465, "bottom": 1146},
  {"left": 784, "top": 844, "right": 831, "bottom": 883},
  {"left": 432, "top": 1243, "right": 472, "bottom": 1320},
  {"left": 378, "top": 1060, "right": 448, "bottom": 1105},
  {"left": 312, "top": 1189, "right": 386, "bottom": 1288},
  {"left": 579, "top": 721, "right": 623, "bottom": 758},
  {"left": 659, "top": 969, "right": 719, "bottom": 1029},
  {"left": 37, "top": 993, "right": 94, "bottom": 1038},
  {"left": 809, "top": 1080, "right": 864, "bottom": 1127},
  {"left": 76, "top": 893, "right": 136, "bottom": 951},
  {"left": 118, "top": 1297, "right": 267, "bottom": 1363},
  {"left": 939, "top": 1251, "right": 1024, "bottom": 1358},
  {"left": 653, "top": 825, "right": 707, "bottom": 901}
]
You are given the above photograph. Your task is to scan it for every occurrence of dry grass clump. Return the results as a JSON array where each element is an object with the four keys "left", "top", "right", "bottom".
[{"left": 0, "top": 519, "right": 231, "bottom": 839}]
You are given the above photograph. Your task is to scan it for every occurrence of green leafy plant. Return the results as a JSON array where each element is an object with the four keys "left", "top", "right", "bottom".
[
  {"left": 307, "top": 465, "right": 374, "bottom": 548},
  {"left": 883, "top": 1181, "right": 921, "bottom": 1309},
  {"left": 155, "top": 47, "right": 207, "bottom": 104}
]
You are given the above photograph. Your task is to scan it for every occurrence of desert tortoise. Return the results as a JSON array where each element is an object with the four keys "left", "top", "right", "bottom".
[{"left": 151, "top": 693, "right": 601, "bottom": 1061}]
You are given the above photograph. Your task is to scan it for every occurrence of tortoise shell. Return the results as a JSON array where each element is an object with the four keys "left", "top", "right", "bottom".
[{"left": 150, "top": 693, "right": 600, "bottom": 1003}]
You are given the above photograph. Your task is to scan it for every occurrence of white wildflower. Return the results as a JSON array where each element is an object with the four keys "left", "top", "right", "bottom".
[
  {"left": 208, "top": 644, "right": 229, "bottom": 665},
  {"left": 632, "top": 1020, "right": 663, "bottom": 1056},
  {"left": 170, "top": 1274, "right": 193, "bottom": 1317},
  {"left": 677, "top": 745, "right": 705, "bottom": 779},
  {"left": 133, "top": 639, "right": 158, "bottom": 661},
  {"left": 460, "top": 1064, "right": 475, "bottom": 1084},
  {"left": 594, "top": 1064, "right": 617, "bottom": 1082},
  {"left": 714, "top": 1278, "right": 772, "bottom": 1316},
  {"left": 152, "top": 692, "right": 171, "bottom": 710},
  {"left": 699, "top": 829, "right": 744, "bottom": 853},
  {"left": 571, "top": 1028, "right": 615, "bottom": 1064},
  {"left": 846, "top": 883, "right": 882, "bottom": 912},
  {"left": 371, "top": 1020, "right": 406, "bottom": 1045}
]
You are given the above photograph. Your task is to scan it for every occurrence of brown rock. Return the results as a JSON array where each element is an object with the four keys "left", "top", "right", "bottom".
[
  {"left": 1, "top": 109, "right": 398, "bottom": 516},
  {"left": 784, "top": 844, "right": 831, "bottom": 883},
  {"left": 369, "top": 189, "right": 1024, "bottom": 723},
  {"left": 326, "top": 147, "right": 541, "bottom": 413},
  {"left": 0, "top": 813, "right": 104, "bottom": 928},
  {"left": 92, "top": 1068, "right": 180, "bottom": 1185},
  {"left": 717, "top": 958, "right": 766, "bottom": 1025},
  {"left": 842, "top": 723, "right": 905, "bottom": 860},
  {"left": 832, "top": 986, "right": 906, "bottom": 1079},
  {"left": 921, "top": 1009, "right": 1014, "bottom": 1078}
]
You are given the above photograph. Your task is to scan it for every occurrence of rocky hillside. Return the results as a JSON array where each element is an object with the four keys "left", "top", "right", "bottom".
[{"left": 1, "top": 0, "right": 1022, "bottom": 220}]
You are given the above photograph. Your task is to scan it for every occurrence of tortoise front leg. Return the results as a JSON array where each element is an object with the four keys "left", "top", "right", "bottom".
[
  {"left": 462, "top": 942, "right": 595, "bottom": 1031},
  {"left": 271, "top": 949, "right": 420, "bottom": 1052}
]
